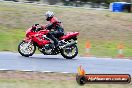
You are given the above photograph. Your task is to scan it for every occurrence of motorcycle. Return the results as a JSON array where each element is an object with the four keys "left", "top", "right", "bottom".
[{"left": 18, "top": 24, "right": 79, "bottom": 59}]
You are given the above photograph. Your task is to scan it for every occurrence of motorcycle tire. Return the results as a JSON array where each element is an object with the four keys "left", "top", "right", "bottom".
[
  {"left": 18, "top": 41, "right": 36, "bottom": 57},
  {"left": 61, "top": 44, "right": 78, "bottom": 59}
]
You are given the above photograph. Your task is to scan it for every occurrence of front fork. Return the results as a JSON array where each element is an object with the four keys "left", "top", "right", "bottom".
[{"left": 22, "top": 37, "right": 32, "bottom": 50}]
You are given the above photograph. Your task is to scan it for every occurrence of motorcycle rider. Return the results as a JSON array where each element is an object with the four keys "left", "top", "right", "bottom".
[{"left": 41, "top": 11, "right": 64, "bottom": 49}]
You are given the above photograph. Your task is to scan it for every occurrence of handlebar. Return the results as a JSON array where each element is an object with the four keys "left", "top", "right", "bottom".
[{"left": 35, "top": 24, "right": 39, "bottom": 26}]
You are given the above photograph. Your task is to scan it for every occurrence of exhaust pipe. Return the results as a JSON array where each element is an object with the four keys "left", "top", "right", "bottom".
[{"left": 61, "top": 41, "right": 77, "bottom": 48}]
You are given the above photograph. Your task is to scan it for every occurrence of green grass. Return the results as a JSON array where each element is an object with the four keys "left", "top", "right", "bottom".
[
  {"left": 0, "top": 71, "right": 131, "bottom": 88},
  {"left": 0, "top": 2, "right": 132, "bottom": 58},
  {"left": 78, "top": 40, "right": 132, "bottom": 57},
  {"left": 0, "top": 78, "right": 131, "bottom": 88},
  {"left": 0, "top": 28, "right": 25, "bottom": 51}
]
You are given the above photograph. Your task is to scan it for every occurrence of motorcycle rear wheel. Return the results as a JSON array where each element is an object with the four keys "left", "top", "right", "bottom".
[
  {"left": 18, "top": 41, "right": 36, "bottom": 57},
  {"left": 61, "top": 44, "right": 78, "bottom": 59}
]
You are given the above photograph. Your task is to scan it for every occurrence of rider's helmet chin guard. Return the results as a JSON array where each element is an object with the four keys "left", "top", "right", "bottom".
[{"left": 45, "top": 11, "right": 54, "bottom": 21}]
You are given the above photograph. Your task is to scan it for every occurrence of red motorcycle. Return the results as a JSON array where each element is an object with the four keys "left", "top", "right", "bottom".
[{"left": 18, "top": 24, "right": 79, "bottom": 59}]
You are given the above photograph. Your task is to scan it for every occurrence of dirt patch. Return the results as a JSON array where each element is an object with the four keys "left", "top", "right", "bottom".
[{"left": 0, "top": 71, "right": 75, "bottom": 81}]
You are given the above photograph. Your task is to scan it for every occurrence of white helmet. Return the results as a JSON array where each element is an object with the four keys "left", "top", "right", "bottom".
[{"left": 45, "top": 11, "right": 54, "bottom": 18}]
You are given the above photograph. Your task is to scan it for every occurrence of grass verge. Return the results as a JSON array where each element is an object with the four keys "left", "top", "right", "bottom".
[
  {"left": 0, "top": 71, "right": 131, "bottom": 88},
  {"left": 0, "top": 78, "right": 131, "bottom": 88}
]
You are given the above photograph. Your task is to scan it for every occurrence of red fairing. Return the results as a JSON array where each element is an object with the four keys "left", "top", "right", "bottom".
[
  {"left": 24, "top": 26, "right": 79, "bottom": 47},
  {"left": 26, "top": 27, "right": 32, "bottom": 35},
  {"left": 25, "top": 27, "right": 50, "bottom": 46}
]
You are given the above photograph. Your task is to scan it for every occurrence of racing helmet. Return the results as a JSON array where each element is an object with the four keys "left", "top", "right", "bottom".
[{"left": 45, "top": 11, "right": 54, "bottom": 21}]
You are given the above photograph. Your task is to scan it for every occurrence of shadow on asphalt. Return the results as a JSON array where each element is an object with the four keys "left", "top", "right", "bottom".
[
  {"left": 30, "top": 57, "right": 78, "bottom": 61},
  {"left": 18, "top": 56, "right": 78, "bottom": 61}
]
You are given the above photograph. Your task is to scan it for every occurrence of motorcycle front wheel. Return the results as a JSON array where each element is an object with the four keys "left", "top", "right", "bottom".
[
  {"left": 61, "top": 44, "right": 78, "bottom": 59},
  {"left": 18, "top": 41, "right": 36, "bottom": 57}
]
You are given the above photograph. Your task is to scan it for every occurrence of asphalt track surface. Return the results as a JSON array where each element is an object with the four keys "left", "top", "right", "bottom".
[{"left": 0, "top": 52, "right": 132, "bottom": 75}]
